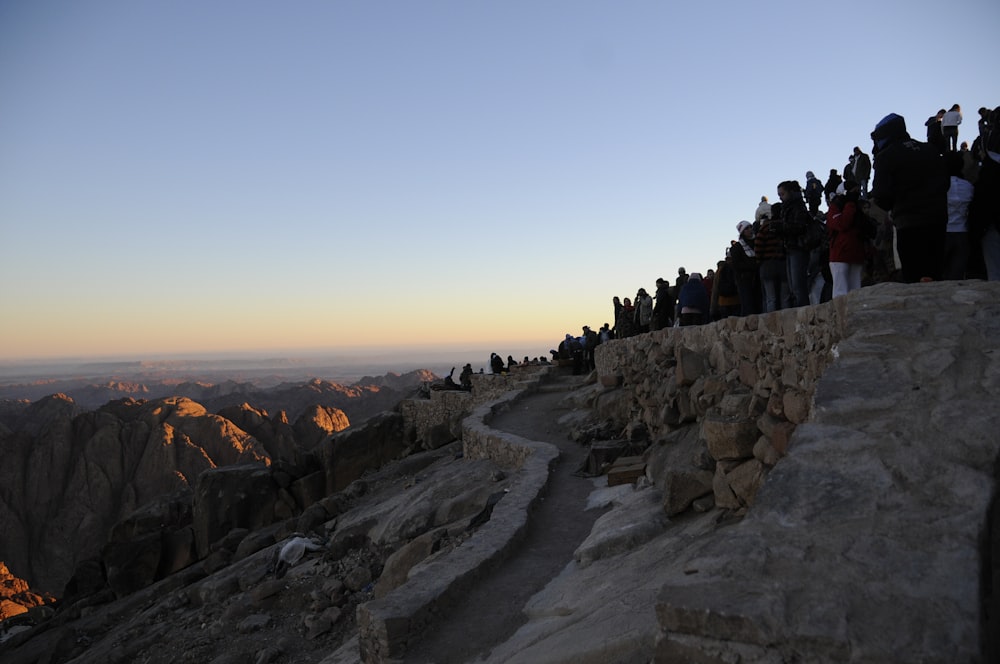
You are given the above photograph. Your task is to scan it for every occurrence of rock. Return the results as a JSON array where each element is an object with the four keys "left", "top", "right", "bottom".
[
  {"left": 575, "top": 488, "right": 669, "bottom": 567},
  {"left": 375, "top": 528, "right": 445, "bottom": 598},
  {"left": 344, "top": 565, "right": 372, "bottom": 592},
  {"left": 0, "top": 598, "right": 28, "bottom": 620},
  {"left": 753, "top": 436, "right": 782, "bottom": 467},
  {"left": 676, "top": 347, "right": 708, "bottom": 386},
  {"left": 756, "top": 413, "right": 797, "bottom": 455},
  {"left": 321, "top": 411, "right": 408, "bottom": 493},
  {"left": 304, "top": 606, "right": 342, "bottom": 639},
  {"left": 254, "top": 646, "right": 283, "bottom": 664},
  {"left": 782, "top": 389, "right": 811, "bottom": 424},
  {"left": 251, "top": 579, "right": 285, "bottom": 603},
  {"left": 237, "top": 613, "right": 272, "bottom": 634},
  {"left": 103, "top": 532, "right": 162, "bottom": 598},
  {"left": 293, "top": 405, "right": 350, "bottom": 450},
  {"left": 725, "top": 458, "right": 768, "bottom": 507},
  {"left": 192, "top": 465, "right": 278, "bottom": 558},
  {"left": 700, "top": 414, "right": 759, "bottom": 461},
  {"left": 711, "top": 464, "right": 741, "bottom": 510}
]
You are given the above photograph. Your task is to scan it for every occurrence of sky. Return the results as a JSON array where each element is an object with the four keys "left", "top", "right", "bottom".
[{"left": 1, "top": 0, "right": 997, "bottom": 364}]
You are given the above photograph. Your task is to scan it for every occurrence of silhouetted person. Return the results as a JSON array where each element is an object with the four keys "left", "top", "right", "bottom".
[{"left": 870, "top": 113, "right": 949, "bottom": 282}]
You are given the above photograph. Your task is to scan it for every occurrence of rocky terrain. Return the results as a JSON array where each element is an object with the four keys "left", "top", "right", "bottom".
[
  {"left": 0, "top": 371, "right": 434, "bottom": 598},
  {"left": 1, "top": 281, "right": 999, "bottom": 663}
]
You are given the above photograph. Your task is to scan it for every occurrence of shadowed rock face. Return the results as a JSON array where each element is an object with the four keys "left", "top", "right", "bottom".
[{"left": 0, "top": 395, "right": 298, "bottom": 594}]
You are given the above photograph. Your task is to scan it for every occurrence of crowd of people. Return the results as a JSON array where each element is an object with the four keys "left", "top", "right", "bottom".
[
  {"left": 464, "top": 103, "right": 1000, "bottom": 382},
  {"left": 606, "top": 102, "right": 1000, "bottom": 329}
]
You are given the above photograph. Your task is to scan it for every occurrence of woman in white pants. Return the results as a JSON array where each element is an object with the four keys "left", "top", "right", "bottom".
[{"left": 826, "top": 180, "right": 867, "bottom": 297}]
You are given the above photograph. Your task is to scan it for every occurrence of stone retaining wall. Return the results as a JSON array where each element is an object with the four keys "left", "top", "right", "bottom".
[
  {"left": 595, "top": 296, "right": 845, "bottom": 437},
  {"left": 398, "top": 365, "right": 549, "bottom": 451},
  {"left": 357, "top": 369, "right": 558, "bottom": 662},
  {"left": 600, "top": 281, "right": 1000, "bottom": 663}
]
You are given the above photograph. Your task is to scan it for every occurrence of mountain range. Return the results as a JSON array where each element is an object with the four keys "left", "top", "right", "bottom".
[{"left": 0, "top": 367, "right": 437, "bottom": 598}]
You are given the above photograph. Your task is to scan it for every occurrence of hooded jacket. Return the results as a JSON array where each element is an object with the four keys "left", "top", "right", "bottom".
[{"left": 870, "top": 114, "right": 948, "bottom": 230}]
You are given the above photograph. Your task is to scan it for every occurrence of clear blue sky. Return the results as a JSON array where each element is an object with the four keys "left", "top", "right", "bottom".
[{"left": 1, "top": 0, "right": 997, "bottom": 361}]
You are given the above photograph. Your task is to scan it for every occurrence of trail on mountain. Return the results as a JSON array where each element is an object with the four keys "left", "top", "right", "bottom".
[{"left": 405, "top": 378, "right": 603, "bottom": 664}]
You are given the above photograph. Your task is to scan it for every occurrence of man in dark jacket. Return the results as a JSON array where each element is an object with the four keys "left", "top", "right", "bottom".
[
  {"left": 852, "top": 146, "right": 872, "bottom": 197},
  {"left": 870, "top": 113, "right": 949, "bottom": 283},
  {"left": 652, "top": 278, "right": 674, "bottom": 329},
  {"left": 804, "top": 171, "right": 824, "bottom": 215}
]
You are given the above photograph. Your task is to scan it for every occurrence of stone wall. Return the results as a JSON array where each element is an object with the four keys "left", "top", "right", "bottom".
[
  {"left": 594, "top": 297, "right": 846, "bottom": 513},
  {"left": 398, "top": 365, "right": 549, "bottom": 452},
  {"left": 598, "top": 281, "right": 1000, "bottom": 662},
  {"left": 358, "top": 369, "right": 559, "bottom": 662}
]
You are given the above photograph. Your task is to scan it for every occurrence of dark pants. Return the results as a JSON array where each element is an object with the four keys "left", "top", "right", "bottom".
[
  {"left": 943, "top": 126, "right": 958, "bottom": 151},
  {"left": 943, "top": 232, "right": 970, "bottom": 280},
  {"left": 897, "top": 224, "right": 946, "bottom": 282},
  {"left": 736, "top": 275, "right": 760, "bottom": 316},
  {"left": 679, "top": 311, "right": 705, "bottom": 326},
  {"left": 786, "top": 248, "right": 810, "bottom": 307}
]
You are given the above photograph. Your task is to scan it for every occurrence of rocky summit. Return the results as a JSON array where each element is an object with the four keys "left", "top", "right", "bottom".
[{"left": 1, "top": 281, "right": 999, "bottom": 663}]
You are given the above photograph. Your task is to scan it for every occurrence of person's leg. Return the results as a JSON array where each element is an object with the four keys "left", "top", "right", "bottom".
[
  {"left": 896, "top": 225, "right": 946, "bottom": 282},
  {"left": 982, "top": 225, "right": 1000, "bottom": 281},
  {"left": 760, "top": 262, "right": 778, "bottom": 313},
  {"left": 829, "top": 261, "right": 849, "bottom": 298},
  {"left": 785, "top": 249, "right": 809, "bottom": 307},
  {"left": 847, "top": 263, "right": 863, "bottom": 293},
  {"left": 809, "top": 271, "right": 825, "bottom": 304}
]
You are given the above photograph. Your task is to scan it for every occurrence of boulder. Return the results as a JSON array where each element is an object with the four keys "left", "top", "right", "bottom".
[
  {"left": 321, "top": 411, "right": 409, "bottom": 493},
  {"left": 192, "top": 465, "right": 278, "bottom": 558},
  {"left": 700, "top": 414, "right": 759, "bottom": 461}
]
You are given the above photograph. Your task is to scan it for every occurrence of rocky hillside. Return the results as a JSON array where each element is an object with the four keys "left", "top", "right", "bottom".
[{"left": 0, "top": 393, "right": 313, "bottom": 596}]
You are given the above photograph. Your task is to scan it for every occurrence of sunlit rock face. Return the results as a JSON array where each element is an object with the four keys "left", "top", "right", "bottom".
[{"left": 0, "top": 395, "right": 271, "bottom": 594}]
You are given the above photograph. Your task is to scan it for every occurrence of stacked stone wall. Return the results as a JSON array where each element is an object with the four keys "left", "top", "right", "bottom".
[
  {"left": 595, "top": 298, "right": 846, "bottom": 512},
  {"left": 398, "top": 365, "right": 549, "bottom": 452}
]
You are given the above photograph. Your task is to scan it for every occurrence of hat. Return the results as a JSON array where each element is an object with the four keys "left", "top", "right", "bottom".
[
  {"left": 806, "top": 171, "right": 815, "bottom": 179},
  {"left": 835, "top": 182, "right": 846, "bottom": 196},
  {"left": 736, "top": 220, "right": 752, "bottom": 234}
]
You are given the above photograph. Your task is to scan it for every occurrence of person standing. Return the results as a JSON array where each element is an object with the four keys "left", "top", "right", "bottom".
[
  {"left": 925, "top": 109, "right": 946, "bottom": 154},
  {"left": 943, "top": 152, "right": 974, "bottom": 280},
  {"left": 941, "top": 104, "right": 962, "bottom": 152},
  {"left": 826, "top": 180, "right": 867, "bottom": 297},
  {"left": 754, "top": 209, "right": 791, "bottom": 312},
  {"left": 616, "top": 298, "right": 637, "bottom": 338},
  {"left": 653, "top": 278, "right": 674, "bottom": 329},
  {"left": 852, "top": 146, "right": 872, "bottom": 197},
  {"left": 823, "top": 169, "right": 842, "bottom": 200},
  {"left": 731, "top": 221, "right": 760, "bottom": 316},
  {"left": 870, "top": 113, "right": 949, "bottom": 283},
  {"left": 969, "top": 106, "right": 1000, "bottom": 281},
  {"left": 776, "top": 180, "right": 812, "bottom": 307},
  {"left": 804, "top": 172, "right": 824, "bottom": 215},
  {"left": 677, "top": 273, "right": 709, "bottom": 325},
  {"left": 634, "top": 288, "right": 654, "bottom": 334}
]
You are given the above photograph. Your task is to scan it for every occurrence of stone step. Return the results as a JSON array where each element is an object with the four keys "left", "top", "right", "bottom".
[{"left": 607, "top": 456, "right": 646, "bottom": 486}]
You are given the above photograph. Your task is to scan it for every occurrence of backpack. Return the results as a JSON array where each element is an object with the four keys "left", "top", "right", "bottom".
[{"left": 797, "top": 211, "right": 828, "bottom": 252}]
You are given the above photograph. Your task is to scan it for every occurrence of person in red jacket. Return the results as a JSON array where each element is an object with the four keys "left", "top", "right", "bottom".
[{"left": 826, "top": 180, "right": 867, "bottom": 297}]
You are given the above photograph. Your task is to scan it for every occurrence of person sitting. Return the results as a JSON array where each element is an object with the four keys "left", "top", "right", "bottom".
[
  {"left": 490, "top": 353, "right": 505, "bottom": 374},
  {"left": 459, "top": 363, "right": 473, "bottom": 390}
]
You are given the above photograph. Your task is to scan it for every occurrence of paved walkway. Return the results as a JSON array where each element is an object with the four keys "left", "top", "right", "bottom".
[{"left": 405, "top": 376, "right": 602, "bottom": 663}]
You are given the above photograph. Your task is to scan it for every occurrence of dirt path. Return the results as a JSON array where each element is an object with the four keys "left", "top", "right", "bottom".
[{"left": 404, "top": 377, "right": 604, "bottom": 663}]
